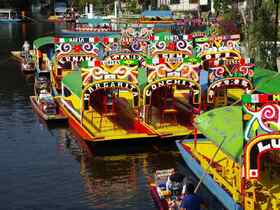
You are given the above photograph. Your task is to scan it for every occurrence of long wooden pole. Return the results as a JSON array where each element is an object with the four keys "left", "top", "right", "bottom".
[
  {"left": 275, "top": 0, "right": 279, "bottom": 70},
  {"left": 194, "top": 136, "right": 226, "bottom": 193}
]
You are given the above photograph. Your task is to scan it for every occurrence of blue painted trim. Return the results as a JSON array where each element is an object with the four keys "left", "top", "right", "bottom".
[{"left": 176, "top": 140, "right": 243, "bottom": 210}]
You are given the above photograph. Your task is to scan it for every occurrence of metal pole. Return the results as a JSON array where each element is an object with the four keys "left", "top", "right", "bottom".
[{"left": 275, "top": 0, "right": 279, "bottom": 69}]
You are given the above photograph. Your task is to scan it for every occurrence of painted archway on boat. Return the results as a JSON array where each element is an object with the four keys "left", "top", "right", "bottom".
[
  {"left": 143, "top": 77, "right": 201, "bottom": 105},
  {"left": 244, "top": 134, "right": 280, "bottom": 179},
  {"left": 82, "top": 79, "right": 140, "bottom": 110},
  {"left": 207, "top": 77, "right": 254, "bottom": 103}
]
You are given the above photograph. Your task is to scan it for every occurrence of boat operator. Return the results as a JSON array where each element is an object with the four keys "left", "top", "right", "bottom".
[
  {"left": 180, "top": 182, "right": 208, "bottom": 210},
  {"left": 22, "top": 41, "right": 30, "bottom": 58}
]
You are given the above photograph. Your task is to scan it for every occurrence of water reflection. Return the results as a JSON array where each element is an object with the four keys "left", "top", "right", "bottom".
[
  {"left": 0, "top": 19, "right": 225, "bottom": 210},
  {"left": 45, "top": 125, "right": 224, "bottom": 210}
]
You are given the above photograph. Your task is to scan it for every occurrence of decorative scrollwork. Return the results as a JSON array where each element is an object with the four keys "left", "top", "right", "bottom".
[
  {"left": 155, "top": 41, "right": 166, "bottom": 51},
  {"left": 82, "top": 43, "right": 95, "bottom": 53},
  {"left": 61, "top": 43, "right": 72, "bottom": 53},
  {"left": 214, "top": 67, "right": 225, "bottom": 78},
  {"left": 132, "top": 41, "right": 141, "bottom": 52},
  {"left": 176, "top": 40, "right": 187, "bottom": 51},
  {"left": 244, "top": 104, "right": 280, "bottom": 141}
]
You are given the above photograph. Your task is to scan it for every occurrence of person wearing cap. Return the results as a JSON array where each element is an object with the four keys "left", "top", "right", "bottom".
[{"left": 180, "top": 182, "right": 207, "bottom": 210}]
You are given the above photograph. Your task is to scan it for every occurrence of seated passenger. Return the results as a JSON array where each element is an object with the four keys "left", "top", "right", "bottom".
[{"left": 166, "top": 169, "right": 187, "bottom": 197}]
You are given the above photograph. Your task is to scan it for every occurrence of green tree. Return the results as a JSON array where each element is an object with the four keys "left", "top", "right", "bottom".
[
  {"left": 213, "top": 0, "right": 232, "bottom": 16},
  {"left": 159, "top": 4, "right": 170, "bottom": 11},
  {"left": 248, "top": 2, "right": 277, "bottom": 70},
  {"left": 126, "top": 0, "right": 141, "bottom": 14}
]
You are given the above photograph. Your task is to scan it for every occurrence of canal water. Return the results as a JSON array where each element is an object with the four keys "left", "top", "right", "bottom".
[{"left": 0, "top": 18, "right": 225, "bottom": 210}]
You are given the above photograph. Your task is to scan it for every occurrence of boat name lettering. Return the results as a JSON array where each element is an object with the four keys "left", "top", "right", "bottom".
[
  {"left": 161, "top": 54, "right": 185, "bottom": 59},
  {"left": 166, "top": 57, "right": 183, "bottom": 62},
  {"left": 146, "top": 79, "right": 188, "bottom": 96},
  {"left": 84, "top": 81, "right": 138, "bottom": 99},
  {"left": 110, "top": 54, "right": 140, "bottom": 60},
  {"left": 273, "top": 94, "right": 280, "bottom": 101},
  {"left": 257, "top": 138, "right": 280, "bottom": 153},
  {"left": 103, "top": 60, "right": 120, "bottom": 65},
  {"left": 59, "top": 56, "right": 95, "bottom": 64},
  {"left": 66, "top": 38, "right": 86, "bottom": 43}
]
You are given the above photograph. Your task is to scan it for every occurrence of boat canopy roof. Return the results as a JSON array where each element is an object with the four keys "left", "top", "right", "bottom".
[
  {"left": 33, "top": 36, "right": 54, "bottom": 49},
  {"left": 141, "top": 10, "right": 173, "bottom": 18},
  {"left": 254, "top": 67, "right": 280, "bottom": 93},
  {"left": 78, "top": 18, "right": 111, "bottom": 25},
  {"left": 195, "top": 106, "right": 243, "bottom": 162},
  {"left": 62, "top": 71, "right": 82, "bottom": 98},
  {"left": 55, "top": 7, "right": 67, "bottom": 13},
  {"left": 0, "top": 9, "right": 16, "bottom": 13}
]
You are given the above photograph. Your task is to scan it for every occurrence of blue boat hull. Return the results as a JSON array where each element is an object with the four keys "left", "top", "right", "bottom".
[{"left": 176, "top": 139, "right": 243, "bottom": 210}]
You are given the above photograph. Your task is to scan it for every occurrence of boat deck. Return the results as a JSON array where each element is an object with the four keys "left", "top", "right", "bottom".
[
  {"left": 181, "top": 140, "right": 280, "bottom": 210},
  {"left": 11, "top": 50, "right": 35, "bottom": 62},
  {"left": 227, "top": 89, "right": 244, "bottom": 100},
  {"left": 82, "top": 97, "right": 157, "bottom": 142},
  {"left": 145, "top": 101, "right": 194, "bottom": 138}
]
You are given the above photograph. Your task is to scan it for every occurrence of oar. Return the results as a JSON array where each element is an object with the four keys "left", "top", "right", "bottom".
[{"left": 194, "top": 135, "right": 226, "bottom": 193}]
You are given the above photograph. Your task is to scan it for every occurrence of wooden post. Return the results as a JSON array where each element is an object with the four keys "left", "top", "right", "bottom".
[{"left": 194, "top": 126, "right": 198, "bottom": 150}]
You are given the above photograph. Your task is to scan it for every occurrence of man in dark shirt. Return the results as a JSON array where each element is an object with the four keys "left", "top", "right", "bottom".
[
  {"left": 180, "top": 182, "right": 207, "bottom": 210},
  {"left": 166, "top": 169, "right": 186, "bottom": 196}
]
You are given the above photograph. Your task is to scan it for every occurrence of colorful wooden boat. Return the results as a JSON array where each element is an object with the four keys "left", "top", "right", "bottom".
[
  {"left": 59, "top": 68, "right": 157, "bottom": 142},
  {"left": 61, "top": 18, "right": 120, "bottom": 36},
  {"left": 30, "top": 92, "right": 67, "bottom": 122},
  {"left": 177, "top": 94, "right": 280, "bottom": 210},
  {"left": 0, "top": 9, "right": 22, "bottom": 22},
  {"left": 140, "top": 33, "right": 203, "bottom": 138},
  {"left": 149, "top": 169, "right": 179, "bottom": 210},
  {"left": 29, "top": 30, "right": 254, "bottom": 143},
  {"left": 11, "top": 50, "right": 35, "bottom": 73}
]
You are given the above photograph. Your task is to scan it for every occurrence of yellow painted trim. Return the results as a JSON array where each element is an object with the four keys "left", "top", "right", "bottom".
[
  {"left": 201, "top": 49, "right": 241, "bottom": 58},
  {"left": 245, "top": 134, "right": 280, "bottom": 178},
  {"left": 81, "top": 79, "right": 141, "bottom": 111},
  {"left": 143, "top": 77, "right": 201, "bottom": 105}
]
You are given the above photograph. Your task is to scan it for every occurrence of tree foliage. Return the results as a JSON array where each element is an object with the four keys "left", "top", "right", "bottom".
[
  {"left": 126, "top": 0, "right": 141, "bottom": 14},
  {"left": 248, "top": 1, "right": 277, "bottom": 70},
  {"left": 159, "top": 4, "right": 170, "bottom": 11},
  {"left": 213, "top": 0, "right": 232, "bottom": 15}
]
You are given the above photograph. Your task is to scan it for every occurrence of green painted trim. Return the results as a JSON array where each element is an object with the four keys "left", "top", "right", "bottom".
[{"left": 33, "top": 36, "right": 54, "bottom": 49}]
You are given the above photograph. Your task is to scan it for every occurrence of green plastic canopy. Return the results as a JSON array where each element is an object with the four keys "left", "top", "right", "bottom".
[
  {"left": 62, "top": 71, "right": 82, "bottom": 98},
  {"left": 33, "top": 36, "right": 54, "bottom": 49},
  {"left": 195, "top": 106, "right": 244, "bottom": 162},
  {"left": 254, "top": 67, "right": 280, "bottom": 93}
]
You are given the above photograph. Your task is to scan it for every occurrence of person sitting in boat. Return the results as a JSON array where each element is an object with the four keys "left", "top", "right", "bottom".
[
  {"left": 22, "top": 41, "right": 30, "bottom": 58},
  {"left": 180, "top": 182, "right": 207, "bottom": 210},
  {"left": 38, "top": 89, "right": 52, "bottom": 101},
  {"left": 166, "top": 169, "right": 187, "bottom": 197}
]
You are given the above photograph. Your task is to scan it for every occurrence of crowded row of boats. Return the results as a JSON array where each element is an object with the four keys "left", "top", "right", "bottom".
[{"left": 11, "top": 13, "right": 280, "bottom": 210}]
